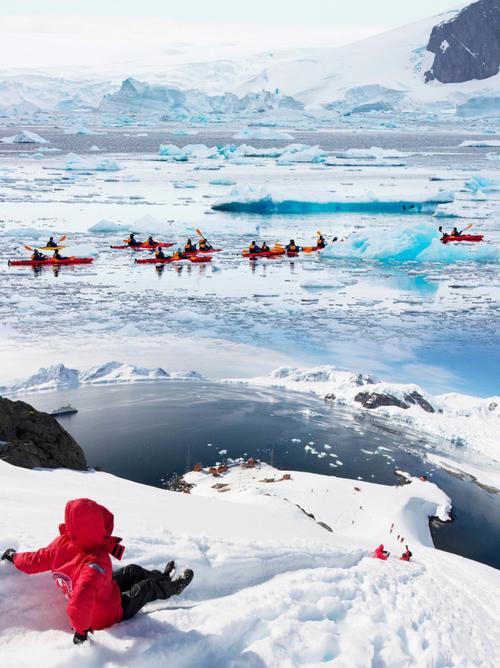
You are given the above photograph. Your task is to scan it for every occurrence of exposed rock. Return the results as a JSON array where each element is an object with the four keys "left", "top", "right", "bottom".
[
  {"left": 0, "top": 397, "right": 87, "bottom": 469},
  {"left": 354, "top": 391, "right": 435, "bottom": 413},
  {"left": 425, "top": 0, "right": 500, "bottom": 84}
]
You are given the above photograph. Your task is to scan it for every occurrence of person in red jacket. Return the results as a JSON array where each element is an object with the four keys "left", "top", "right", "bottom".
[
  {"left": 400, "top": 546, "right": 413, "bottom": 562},
  {"left": 1, "top": 498, "right": 193, "bottom": 644},
  {"left": 373, "top": 544, "right": 390, "bottom": 560}
]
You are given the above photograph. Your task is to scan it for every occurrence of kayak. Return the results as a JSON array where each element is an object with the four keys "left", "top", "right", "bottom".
[
  {"left": 441, "top": 235, "right": 484, "bottom": 244},
  {"left": 8, "top": 257, "right": 94, "bottom": 266},
  {"left": 302, "top": 246, "right": 322, "bottom": 253},
  {"left": 37, "top": 245, "right": 66, "bottom": 251},
  {"left": 110, "top": 242, "right": 174, "bottom": 250},
  {"left": 135, "top": 256, "right": 212, "bottom": 264},
  {"left": 242, "top": 249, "right": 286, "bottom": 259}
]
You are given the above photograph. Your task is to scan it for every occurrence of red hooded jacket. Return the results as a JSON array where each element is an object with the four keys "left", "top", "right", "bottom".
[{"left": 12, "top": 499, "right": 125, "bottom": 634}]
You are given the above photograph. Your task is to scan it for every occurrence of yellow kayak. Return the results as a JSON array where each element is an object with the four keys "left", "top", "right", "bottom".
[{"left": 37, "top": 245, "right": 66, "bottom": 251}]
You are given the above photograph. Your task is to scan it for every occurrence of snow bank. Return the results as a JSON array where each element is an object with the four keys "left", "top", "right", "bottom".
[
  {"left": 1, "top": 130, "right": 49, "bottom": 144},
  {"left": 2, "top": 362, "right": 203, "bottom": 396},
  {"left": 212, "top": 186, "right": 454, "bottom": 215},
  {"left": 321, "top": 222, "right": 498, "bottom": 263},
  {"left": 64, "top": 153, "right": 122, "bottom": 172},
  {"left": 2, "top": 457, "right": 499, "bottom": 666}
]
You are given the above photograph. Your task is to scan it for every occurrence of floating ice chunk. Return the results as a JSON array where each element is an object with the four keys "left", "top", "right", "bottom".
[
  {"left": 464, "top": 175, "right": 500, "bottom": 193},
  {"left": 173, "top": 181, "right": 197, "bottom": 189},
  {"left": 89, "top": 145, "right": 101, "bottom": 152},
  {"left": 486, "top": 152, "right": 500, "bottom": 161},
  {"left": 219, "top": 449, "right": 228, "bottom": 456},
  {"left": 277, "top": 145, "right": 326, "bottom": 164},
  {"left": 209, "top": 178, "right": 236, "bottom": 186},
  {"left": 460, "top": 139, "right": 500, "bottom": 147},
  {"left": 1, "top": 130, "right": 49, "bottom": 144},
  {"left": 159, "top": 143, "right": 219, "bottom": 161},
  {"left": 4, "top": 227, "right": 46, "bottom": 239},
  {"left": 88, "top": 219, "right": 129, "bottom": 234},
  {"left": 321, "top": 222, "right": 498, "bottom": 264},
  {"left": 334, "top": 146, "right": 408, "bottom": 159},
  {"left": 300, "top": 278, "right": 346, "bottom": 289},
  {"left": 213, "top": 186, "right": 453, "bottom": 215},
  {"left": 233, "top": 127, "right": 294, "bottom": 140},
  {"left": 64, "top": 152, "right": 122, "bottom": 171}
]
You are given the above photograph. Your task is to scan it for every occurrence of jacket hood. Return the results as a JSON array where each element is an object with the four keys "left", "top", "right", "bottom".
[{"left": 59, "top": 498, "right": 124, "bottom": 559}]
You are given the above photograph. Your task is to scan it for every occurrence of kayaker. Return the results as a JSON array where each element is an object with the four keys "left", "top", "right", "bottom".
[
  {"left": 1, "top": 498, "right": 193, "bottom": 645},
  {"left": 451, "top": 226, "right": 460, "bottom": 237},
  {"left": 53, "top": 249, "right": 67, "bottom": 260},
  {"left": 438, "top": 226, "right": 449, "bottom": 239},
  {"left": 248, "top": 241, "right": 262, "bottom": 253},
  {"left": 172, "top": 248, "right": 186, "bottom": 260},
  {"left": 155, "top": 246, "right": 166, "bottom": 259},
  {"left": 317, "top": 235, "right": 327, "bottom": 249},
  {"left": 127, "top": 233, "right": 140, "bottom": 247},
  {"left": 46, "top": 236, "right": 58, "bottom": 248},
  {"left": 286, "top": 240, "right": 300, "bottom": 252},
  {"left": 146, "top": 235, "right": 157, "bottom": 247},
  {"left": 31, "top": 249, "right": 47, "bottom": 261},
  {"left": 261, "top": 241, "right": 271, "bottom": 252},
  {"left": 198, "top": 237, "right": 213, "bottom": 251},
  {"left": 184, "top": 239, "right": 197, "bottom": 252}
]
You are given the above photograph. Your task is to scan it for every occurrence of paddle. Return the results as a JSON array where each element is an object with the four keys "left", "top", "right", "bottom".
[
  {"left": 59, "top": 235, "right": 67, "bottom": 243},
  {"left": 459, "top": 223, "right": 473, "bottom": 235}
]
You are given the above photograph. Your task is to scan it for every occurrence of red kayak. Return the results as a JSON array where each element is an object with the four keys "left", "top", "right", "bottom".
[
  {"left": 135, "top": 256, "right": 212, "bottom": 264},
  {"left": 441, "top": 235, "right": 484, "bottom": 244},
  {"left": 110, "top": 242, "right": 174, "bottom": 250},
  {"left": 242, "top": 249, "right": 286, "bottom": 259},
  {"left": 9, "top": 257, "right": 94, "bottom": 266}
]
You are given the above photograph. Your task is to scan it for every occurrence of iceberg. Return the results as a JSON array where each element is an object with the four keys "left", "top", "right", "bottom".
[
  {"left": 321, "top": 222, "right": 498, "bottom": 264},
  {"left": 64, "top": 153, "right": 122, "bottom": 171},
  {"left": 158, "top": 143, "right": 219, "bottom": 161},
  {"left": 88, "top": 219, "right": 129, "bottom": 234},
  {"left": 1, "top": 130, "right": 49, "bottom": 144},
  {"left": 465, "top": 175, "right": 500, "bottom": 193},
  {"left": 212, "top": 185, "right": 454, "bottom": 215},
  {"left": 460, "top": 139, "right": 500, "bottom": 148},
  {"left": 276, "top": 145, "right": 327, "bottom": 164}
]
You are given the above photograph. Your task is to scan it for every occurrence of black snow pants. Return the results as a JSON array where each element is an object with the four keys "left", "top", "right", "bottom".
[{"left": 113, "top": 564, "right": 178, "bottom": 620}]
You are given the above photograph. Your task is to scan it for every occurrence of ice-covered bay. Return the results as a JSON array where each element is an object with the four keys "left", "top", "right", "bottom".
[{"left": 0, "top": 128, "right": 498, "bottom": 397}]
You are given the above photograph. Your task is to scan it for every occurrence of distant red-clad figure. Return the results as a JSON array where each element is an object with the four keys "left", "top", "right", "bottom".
[
  {"left": 373, "top": 544, "right": 390, "bottom": 560},
  {"left": 1, "top": 498, "right": 193, "bottom": 644},
  {"left": 400, "top": 546, "right": 413, "bottom": 562}
]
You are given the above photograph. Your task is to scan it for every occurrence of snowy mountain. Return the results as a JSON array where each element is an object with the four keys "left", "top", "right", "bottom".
[
  {"left": 235, "top": 1, "right": 500, "bottom": 114},
  {"left": 1, "top": 362, "right": 202, "bottom": 395},
  {"left": 2, "top": 457, "right": 500, "bottom": 666}
]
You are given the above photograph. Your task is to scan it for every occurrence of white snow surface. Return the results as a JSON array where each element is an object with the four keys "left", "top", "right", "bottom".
[
  {"left": 2, "top": 458, "right": 500, "bottom": 666},
  {"left": 1, "top": 362, "right": 203, "bottom": 395},
  {"left": 228, "top": 366, "right": 500, "bottom": 489}
]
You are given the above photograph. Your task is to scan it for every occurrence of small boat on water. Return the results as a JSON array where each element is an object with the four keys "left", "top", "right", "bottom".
[{"left": 50, "top": 405, "right": 78, "bottom": 417}]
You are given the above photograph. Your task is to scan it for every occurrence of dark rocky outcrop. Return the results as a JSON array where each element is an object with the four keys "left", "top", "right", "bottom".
[
  {"left": 0, "top": 397, "right": 87, "bottom": 469},
  {"left": 354, "top": 391, "right": 435, "bottom": 413},
  {"left": 425, "top": 0, "right": 500, "bottom": 84}
]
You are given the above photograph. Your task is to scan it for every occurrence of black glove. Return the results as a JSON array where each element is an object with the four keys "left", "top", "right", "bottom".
[
  {"left": 1, "top": 548, "right": 16, "bottom": 562},
  {"left": 73, "top": 630, "right": 88, "bottom": 645}
]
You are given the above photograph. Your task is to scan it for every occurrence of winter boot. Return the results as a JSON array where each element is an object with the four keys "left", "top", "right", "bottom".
[
  {"left": 173, "top": 568, "right": 194, "bottom": 595},
  {"left": 164, "top": 560, "right": 176, "bottom": 579}
]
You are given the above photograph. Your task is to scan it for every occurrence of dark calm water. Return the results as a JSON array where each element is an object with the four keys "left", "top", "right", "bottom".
[{"left": 24, "top": 380, "right": 500, "bottom": 570}]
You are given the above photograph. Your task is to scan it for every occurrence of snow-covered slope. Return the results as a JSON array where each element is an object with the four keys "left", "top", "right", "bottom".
[
  {"left": 1, "top": 362, "right": 202, "bottom": 395},
  {"left": 236, "top": 4, "right": 500, "bottom": 113},
  {"left": 2, "top": 458, "right": 500, "bottom": 666},
  {"left": 228, "top": 366, "right": 500, "bottom": 489}
]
